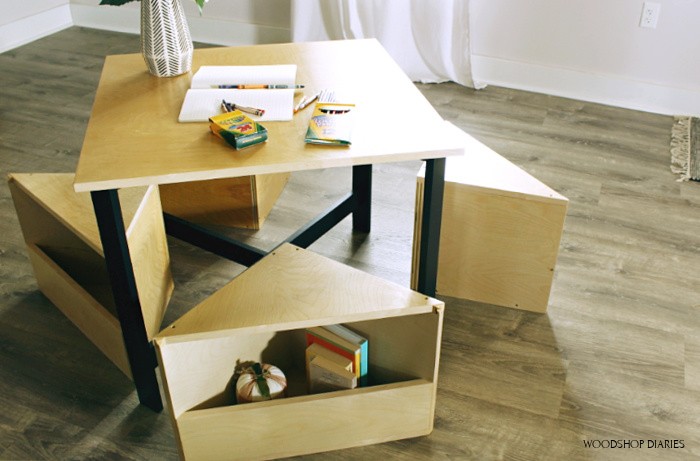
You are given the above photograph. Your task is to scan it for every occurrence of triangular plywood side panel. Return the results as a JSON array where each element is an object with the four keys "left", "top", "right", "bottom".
[
  {"left": 126, "top": 185, "right": 174, "bottom": 341},
  {"left": 8, "top": 173, "right": 148, "bottom": 254},
  {"left": 418, "top": 132, "right": 568, "bottom": 205},
  {"left": 252, "top": 172, "right": 291, "bottom": 228},
  {"left": 159, "top": 244, "right": 440, "bottom": 341},
  {"left": 9, "top": 172, "right": 172, "bottom": 341}
]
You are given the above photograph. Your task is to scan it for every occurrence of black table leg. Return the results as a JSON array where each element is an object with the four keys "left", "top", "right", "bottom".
[
  {"left": 164, "top": 212, "right": 267, "bottom": 266},
  {"left": 416, "top": 158, "right": 446, "bottom": 297},
  {"left": 163, "top": 167, "right": 373, "bottom": 266},
  {"left": 91, "top": 190, "right": 163, "bottom": 412},
  {"left": 352, "top": 164, "right": 372, "bottom": 233}
]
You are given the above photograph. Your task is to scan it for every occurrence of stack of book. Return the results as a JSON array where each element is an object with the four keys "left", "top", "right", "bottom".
[{"left": 305, "top": 324, "right": 368, "bottom": 393}]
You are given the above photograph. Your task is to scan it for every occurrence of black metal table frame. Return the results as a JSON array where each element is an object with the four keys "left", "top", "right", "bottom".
[{"left": 90, "top": 159, "right": 445, "bottom": 412}]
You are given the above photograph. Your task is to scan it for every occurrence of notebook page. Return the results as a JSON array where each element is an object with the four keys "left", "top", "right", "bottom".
[
  {"left": 180, "top": 64, "right": 298, "bottom": 122},
  {"left": 178, "top": 88, "right": 295, "bottom": 122},
  {"left": 190, "top": 65, "right": 297, "bottom": 89}
]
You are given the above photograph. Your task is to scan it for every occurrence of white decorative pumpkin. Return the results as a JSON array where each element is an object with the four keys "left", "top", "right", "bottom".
[{"left": 235, "top": 363, "right": 287, "bottom": 404}]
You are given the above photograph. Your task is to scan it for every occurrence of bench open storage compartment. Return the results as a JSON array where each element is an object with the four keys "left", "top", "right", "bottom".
[
  {"left": 155, "top": 244, "right": 444, "bottom": 460},
  {"left": 8, "top": 173, "right": 174, "bottom": 377}
]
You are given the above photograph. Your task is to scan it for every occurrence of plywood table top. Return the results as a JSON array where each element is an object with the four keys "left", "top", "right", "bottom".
[{"left": 73, "top": 39, "right": 465, "bottom": 192}]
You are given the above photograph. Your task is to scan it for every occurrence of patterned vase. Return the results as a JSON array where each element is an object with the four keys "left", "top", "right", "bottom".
[{"left": 140, "top": 0, "right": 194, "bottom": 77}]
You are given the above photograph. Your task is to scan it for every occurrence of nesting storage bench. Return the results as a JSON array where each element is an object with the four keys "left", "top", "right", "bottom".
[
  {"left": 9, "top": 175, "right": 446, "bottom": 460},
  {"left": 155, "top": 243, "right": 445, "bottom": 461},
  {"left": 412, "top": 133, "right": 568, "bottom": 313},
  {"left": 7, "top": 173, "right": 174, "bottom": 377}
]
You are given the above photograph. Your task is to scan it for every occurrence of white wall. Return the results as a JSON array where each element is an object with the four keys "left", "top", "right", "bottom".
[
  {"left": 471, "top": 0, "right": 700, "bottom": 115},
  {"left": 0, "top": 0, "right": 72, "bottom": 52},
  {"left": 69, "top": 0, "right": 291, "bottom": 47},
  {"left": 2, "top": 0, "right": 698, "bottom": 115},
  {"left": 1, "top": 0, "right": 68, "bottom": 26}
]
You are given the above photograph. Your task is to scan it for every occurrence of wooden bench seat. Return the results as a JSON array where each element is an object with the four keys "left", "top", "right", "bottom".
[
  {"left": 159, "top": 172, "right": 290, "bottom": 230},
  {"left": 8, "top": 173, "right": 174, "bottom": 377},
  {"left": 154, "top": 243, "right": 445, "bottom": 460},
  {"left": 412, "top": 131, "right": 568, "bottom": 313}
]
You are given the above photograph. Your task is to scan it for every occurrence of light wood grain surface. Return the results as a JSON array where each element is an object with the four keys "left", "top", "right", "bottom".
[
  {"left": 155, "top": 244, "right": 444, "bottom": 458},
  {"left": 1, "top": 27, "right": 699, "bottom": 461},
  {"left": 411, "top": 141, "right": 569, "bottom": 313},
  {"left": 74, "top": 40, "right": 465, "bottom": 192},
  {"left": 159, "top": 172, "right": 290, "bottom": 229},
  {"left": 175, "top": 380, "right": 435, "bottom": 461},
  {"left": 425, "top": 131, "right": 568, "bottom": 203},
  {"left": 157, "top": 243, "right": 440, "bottom": 341},
  {"left": 25, "top": 243, "right": 131, "bottom": 377},
  {"left": 8, "top": 173, "right": 174, "bottom": 344},
  {"left": 7, "top": 173, "right": 147, "bottom": 255}
]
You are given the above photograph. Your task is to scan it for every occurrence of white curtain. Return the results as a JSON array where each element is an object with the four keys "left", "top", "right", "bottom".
[{"left": 291, "top": 0, "right": 484, "bottom": 89}]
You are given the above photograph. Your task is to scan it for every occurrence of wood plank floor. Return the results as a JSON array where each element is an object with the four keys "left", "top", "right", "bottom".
[{"left": 1, "top": 27, "right": 699, "bottom": 460}]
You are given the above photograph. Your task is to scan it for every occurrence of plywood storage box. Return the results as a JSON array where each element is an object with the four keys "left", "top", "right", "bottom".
[
  {"left": 159, "top": 172, "right": 290, "bottom": 229},
  {"left": 155, "top": 243, "right": 444, "bottom": 461},
  {"left": 7, "top": 173, "right": 174, "bottom": 377},
  {"left": 412, "top": 132, "right": 568, "bottom": 313}
]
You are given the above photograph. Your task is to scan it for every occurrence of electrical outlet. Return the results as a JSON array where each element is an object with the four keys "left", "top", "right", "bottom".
[{"left": 640, "top": 2, "right": 661, "bottom": 28}]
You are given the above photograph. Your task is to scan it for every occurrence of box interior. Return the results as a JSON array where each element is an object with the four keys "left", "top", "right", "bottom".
[
  {"left": 158, "top": 311, "right": 440, "bottom": 418},
  {"left": 10, "top": 181, "right": 116, "bottom": 314}
]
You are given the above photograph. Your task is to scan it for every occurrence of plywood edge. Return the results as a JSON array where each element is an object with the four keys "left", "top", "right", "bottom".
[
  {"left": 448, "top": 178, "right": 568, "bottom": 205},
  {"left": 246, "top": 175, "right": 260, "bottom": 228},
  {"left": 153, "top": 339, "right": 188, "bottom": 457},
  {"left": 410, "top": 176, "right": 424, "bottom": 292},
  {"left": 72, "top": 143, "right": 465, "bottom": 193},
  {"left": 180, "top": 379, "right": 432, "bottom": 417},
  {"left": 156, "top": 305, "right": 437, "bottom": 345},
  {"left": 419, "top": 162, "right": 567, "bottom": 206},
  {"left": 26, "top": 243, "right": 132, "bottom": 378},
  {"left": 426, "top": 307, "right": 444, "bottom": 433}
]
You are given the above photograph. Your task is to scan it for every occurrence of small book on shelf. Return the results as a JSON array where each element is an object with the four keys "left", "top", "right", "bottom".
[
  {"left": 305, "top": 342, "right": 353, "bottom": 374},
  {"left": 308, "top": 354, "right": 357, "bottom": 393},
  {"left": 305, "top": 324, "right": 368, "bottom": 386}
]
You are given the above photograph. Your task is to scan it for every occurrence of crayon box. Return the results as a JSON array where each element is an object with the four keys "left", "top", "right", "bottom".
[
  {"left": 209, "top": 110, "right": 268, "bottom": 150},
  {"left": 304, "top": 103, "right": 355, "bottom": 146}
]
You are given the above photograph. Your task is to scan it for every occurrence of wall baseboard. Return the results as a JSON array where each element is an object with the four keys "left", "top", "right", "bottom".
[
  {"left": 70, "top": 4, "right": 291, "bottom": 47},
  {"left": 5, "top": 6, "right": 695, "bottom": 117},
  {"left": 472, "top": 54, "right": 700, "bottom": 117},
  {"left": 0, "top": 5, "right": 73, "bottom": 54}
]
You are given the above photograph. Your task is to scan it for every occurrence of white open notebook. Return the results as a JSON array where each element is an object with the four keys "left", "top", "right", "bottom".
[{"left": 178, "top": 65, "right": 298, "bottom": 122}]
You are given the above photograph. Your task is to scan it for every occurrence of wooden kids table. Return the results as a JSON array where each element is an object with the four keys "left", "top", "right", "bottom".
[{"left": 72, "top": 39, "right": 465, "bottom": 411}]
